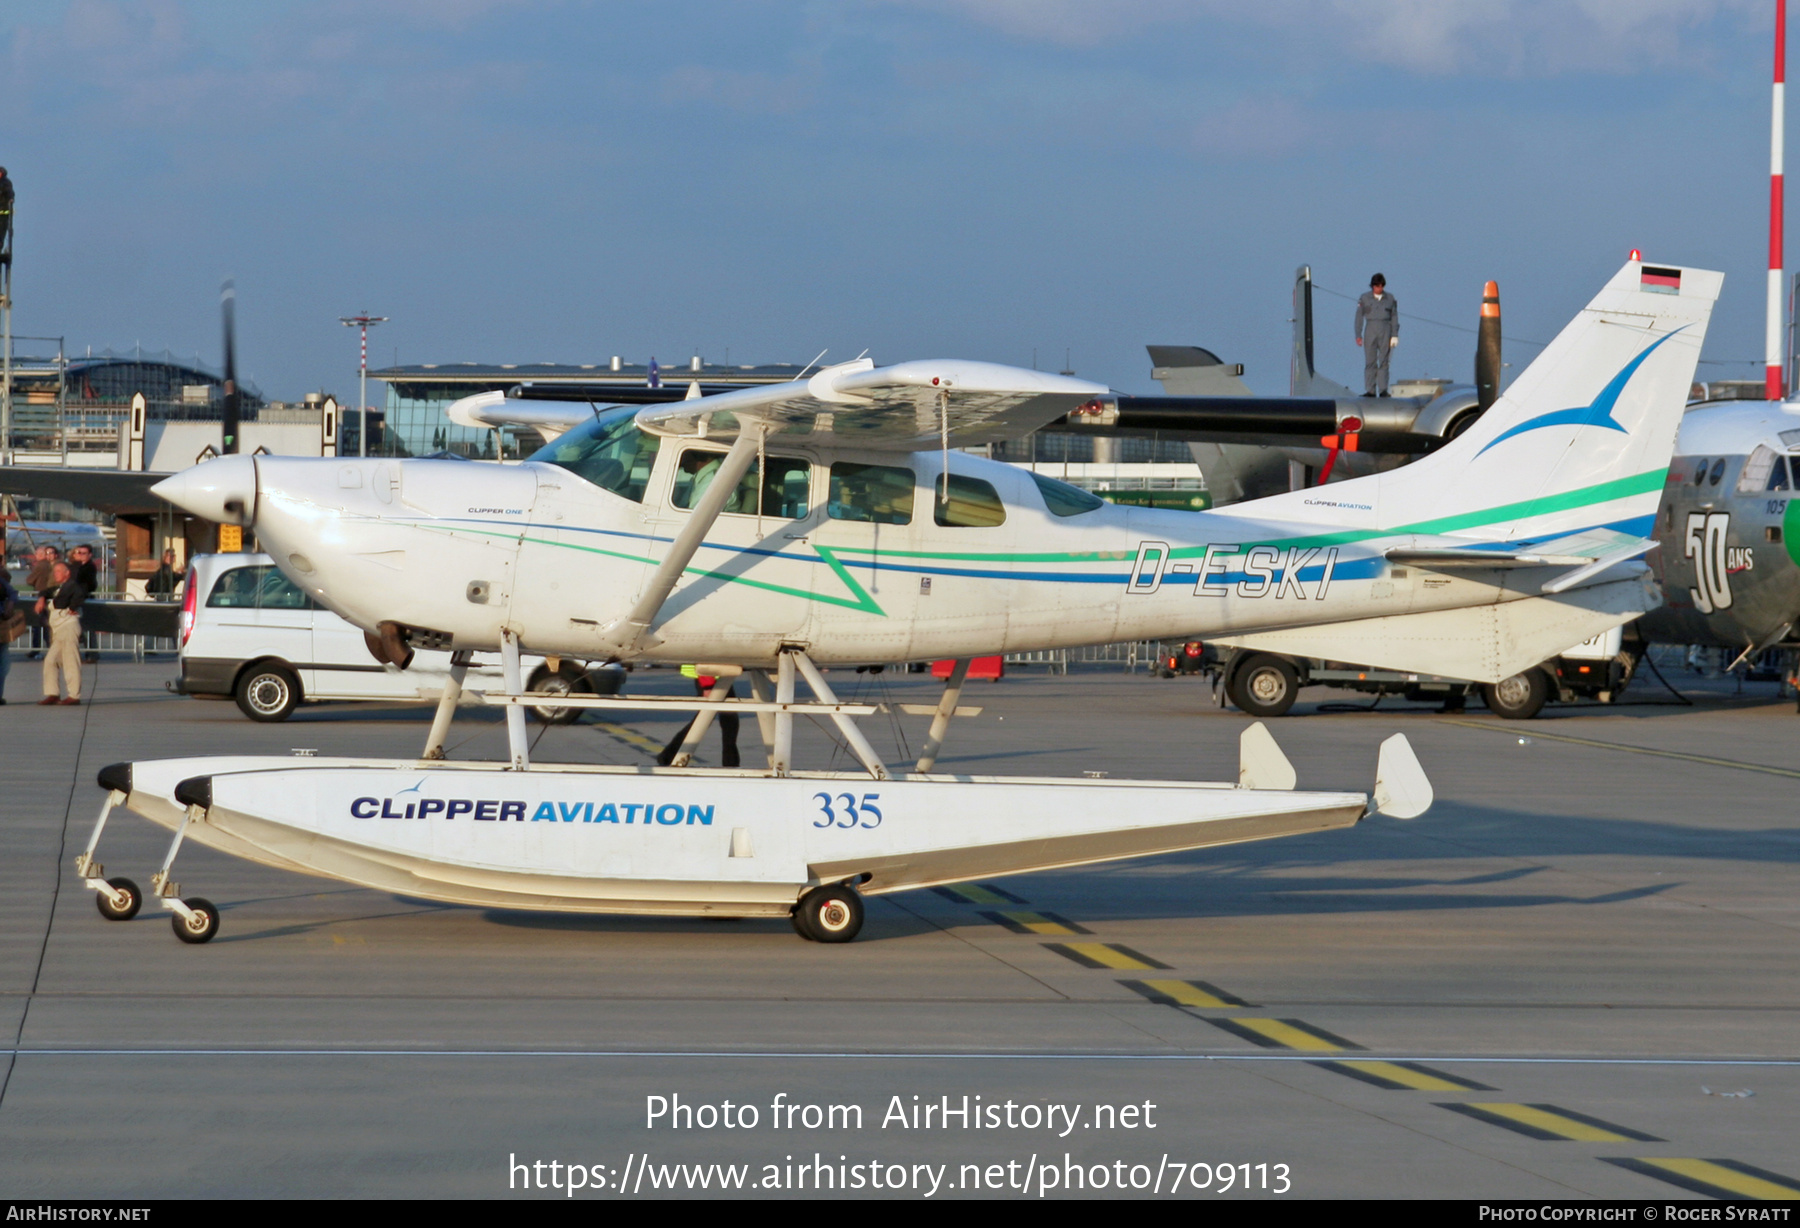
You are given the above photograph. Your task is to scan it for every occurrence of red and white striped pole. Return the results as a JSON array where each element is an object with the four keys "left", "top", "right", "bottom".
[{"left": 1769, "top": 0, "right": 1787, "bottom": 401}]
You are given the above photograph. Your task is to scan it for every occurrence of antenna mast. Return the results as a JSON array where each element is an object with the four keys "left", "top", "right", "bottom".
[
  {"left": 339, "top": 312, "right": 388, "bottom": 457},
  {"left": 1770, "top": 0, "right": 1787, "bottom": 401}
]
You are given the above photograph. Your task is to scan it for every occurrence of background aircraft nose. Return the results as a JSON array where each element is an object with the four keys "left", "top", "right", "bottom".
[{"left": 151, "top": 454, "right": 258, "bottom": 525}]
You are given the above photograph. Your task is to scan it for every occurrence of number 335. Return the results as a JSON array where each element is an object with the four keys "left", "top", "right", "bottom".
[{"left": 813, "top": 793, "right": 883, "bottom": 829}]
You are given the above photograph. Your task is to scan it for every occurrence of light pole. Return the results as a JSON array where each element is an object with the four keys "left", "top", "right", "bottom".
[{"left": 339, "top": 312, "right": 388, "bottom": 457}]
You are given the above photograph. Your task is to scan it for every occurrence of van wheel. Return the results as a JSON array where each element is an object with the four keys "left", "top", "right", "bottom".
[
  {"left": 235, "top": 663, "right": 301, "bottom": 722},
  {"left": 1481, "top": 669, "right": 1551, "bottom": 720},
  {"left": 1227, "top": 654, "right": 1299, "bottom": 717},
  {"left": 527, "top": 662, "right": 591, "bottom": 725}
]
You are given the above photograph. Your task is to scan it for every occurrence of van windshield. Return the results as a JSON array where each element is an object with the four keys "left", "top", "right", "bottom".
[{"left": 528, "top": 406, "right": 662, "bottom": 502}]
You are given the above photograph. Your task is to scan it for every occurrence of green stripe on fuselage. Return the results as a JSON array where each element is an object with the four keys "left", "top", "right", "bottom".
[{"left": 386, "top": 466, "right": 1665, "bottom": 612}]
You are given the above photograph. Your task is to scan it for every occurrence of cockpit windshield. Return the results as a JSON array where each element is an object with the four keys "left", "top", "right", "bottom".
[{"left": 528, "top": 406, "right": 662, "bottom": 502}]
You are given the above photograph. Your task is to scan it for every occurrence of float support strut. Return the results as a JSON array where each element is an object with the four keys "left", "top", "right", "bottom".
[
  {"left": 423, "top": 650, "right": 472, "bottom": 761},
  {"left": 671, "top": 676, "right": 734, "bottom": 768},
  {"left": 772, "top": 653, "right": 795, "bottom": 776},
  {"left": 915, "top": 658, "right": 970, "bottom": 774},
  {"left": 501, "top": 629, "right": 529, "bottom": 771},
  {"left": 747, "top": 669, "right": 777, "bottom": 763},
  {"left": 793, "top": 652, "right": 890, "bottom": 780}
]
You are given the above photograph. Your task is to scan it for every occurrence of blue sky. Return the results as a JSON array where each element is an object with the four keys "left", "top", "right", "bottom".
[{"left": 0, "top": 0, "right": 1782, "bottom": 400}]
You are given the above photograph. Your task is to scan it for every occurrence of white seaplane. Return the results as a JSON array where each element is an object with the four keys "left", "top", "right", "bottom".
[{"left": 80, "top": 259, "right": 1717, "bottom": 944}]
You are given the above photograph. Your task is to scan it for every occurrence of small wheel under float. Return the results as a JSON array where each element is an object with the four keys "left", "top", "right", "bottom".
[{"left": 792, "top": 884, "right": 865, "bottom": 943}]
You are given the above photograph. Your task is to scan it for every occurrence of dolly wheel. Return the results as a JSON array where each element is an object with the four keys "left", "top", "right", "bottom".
[
  {"left": 795, "top": 884, "right": 864, "bottom": 943},
  {"left": 96, "top": 877, "right": 141, "bottom": 922},
  {"left": 172, "top": 898, "right": 220, "bottom": 944}
]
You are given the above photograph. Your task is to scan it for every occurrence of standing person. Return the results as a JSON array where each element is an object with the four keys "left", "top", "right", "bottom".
[
  {"left": 1354, "top": 273, "right": 1400, "bottom": 397},
  {"left": 25, "top": 545, "right": 58, "bottom": 659},
  {"left": 69, "top": 543, "right": 101, "bottom": 663},
  {"left": 36, "top": 560, "right": 86, "bottom": 705},
  {"left": 0, "top": 567, "right": 19, "bottom": 704},
  {"left": 147, "top": 548, "right": 180, "bottom": 600},
  {"left": 657, "top": 665, "right": 741, "bottom": 767}
]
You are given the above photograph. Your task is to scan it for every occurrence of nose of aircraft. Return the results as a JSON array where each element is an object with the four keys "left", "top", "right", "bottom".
[{"left": 150, "top": 454, "right": 258, "bottom": 525}]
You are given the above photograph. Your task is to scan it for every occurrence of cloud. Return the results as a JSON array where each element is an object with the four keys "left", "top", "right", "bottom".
[{"left": 894, "top": 0, "right": 1765, "bottom": 76}]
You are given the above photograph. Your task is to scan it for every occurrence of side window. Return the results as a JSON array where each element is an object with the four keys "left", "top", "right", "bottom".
[
  {"left": 934, "top": 473, "right": 1006, "bottom": 528},
  {"left": 257, "top": 567, "right": 314, "bottom": 609},
  {"left": 671, "top": 450, "right": 810, "bottom": 518},
  {"left": 1030, "top": 471, "right": 1105, "bottom": 517},
  {"left": 1708, "top": 458, "right": 1726, "bottom": 487},
  {"left": 1692, "top": 459, "right": 1709, "bottom": 485},
  {"left": 1745, "top": 445, "right": 1786, "bottom": 492},
  {"left": 827, "top": 463, "right": 914, "bottom": 525},
  {"left": 205, "top": 566, "right": 263, "bottom": 608}
]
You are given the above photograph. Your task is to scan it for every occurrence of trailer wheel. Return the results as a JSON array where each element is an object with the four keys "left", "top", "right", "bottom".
[
  {"left": 235, "top": 663, "right": 301, "bottom": 722},
  {"left": 1227, "top": 654, "right": 1300, "bottom": 718},
  {"left": 793, "top": 884, "right": 864, "bottom": 943},
  {"left": 526, "top": 663, "right": 591, "bottom": 725},
  {"left": 1481, "top": 669, "right": 1551, "bottom": 720}
]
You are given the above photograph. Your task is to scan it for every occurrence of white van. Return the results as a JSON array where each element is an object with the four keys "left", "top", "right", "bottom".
[{"left": 176, "top": 553, "right": 621, "bottom": 722}]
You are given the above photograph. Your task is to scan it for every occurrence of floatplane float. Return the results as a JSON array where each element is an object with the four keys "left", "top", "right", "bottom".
[{"left": 79, "top": 259, "right": 1717, "bottom": 942}]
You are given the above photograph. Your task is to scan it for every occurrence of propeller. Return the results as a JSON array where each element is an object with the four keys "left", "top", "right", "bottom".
[
  {"left": 220, "top": 280, "right": 240, "bottom": 455},
  {"left": 1475, "top": 279, "right": 1501, "bottom": 412}
]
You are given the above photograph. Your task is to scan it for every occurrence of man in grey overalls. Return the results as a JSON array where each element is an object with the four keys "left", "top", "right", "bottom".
[{"left": 1354, "top": 273, "right": 1399, "bottom": 397}]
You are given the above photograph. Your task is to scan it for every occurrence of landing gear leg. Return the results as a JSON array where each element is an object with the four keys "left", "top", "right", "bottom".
[
  {"left": 152, "top": 801, "right": 219, "bottom": 944},
  {"left": 75, "top": 789, "right": 140, "bottom": 921},
  {"left": 422, "top": 651, "right": 472, "bottom": 761}
]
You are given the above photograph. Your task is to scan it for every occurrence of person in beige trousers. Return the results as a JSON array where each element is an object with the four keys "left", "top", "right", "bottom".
[{"left": 36, "top": 561, "right": 86, "bottom": 705}]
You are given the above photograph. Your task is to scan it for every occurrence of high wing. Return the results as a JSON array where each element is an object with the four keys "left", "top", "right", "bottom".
[
  {"left": 0, "top": 465, "right": 174, "bottom": 515},
  {"left": 632, "top": 358, "right": 1106, "bottom": 448}
]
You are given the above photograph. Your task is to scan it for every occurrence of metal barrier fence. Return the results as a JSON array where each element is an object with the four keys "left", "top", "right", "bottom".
[{"left": 1003, "top": 640, "right": 1182, "bottom": 675}]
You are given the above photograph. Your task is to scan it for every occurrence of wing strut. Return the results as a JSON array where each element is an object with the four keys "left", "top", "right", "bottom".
[{"left": 597, "top": 421, "right": 768, "bottom": 657}]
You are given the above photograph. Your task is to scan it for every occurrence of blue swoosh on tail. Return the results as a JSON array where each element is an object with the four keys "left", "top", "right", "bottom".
[{"left": 1475, "top": 325, "right": 1688, "bottom": 457}]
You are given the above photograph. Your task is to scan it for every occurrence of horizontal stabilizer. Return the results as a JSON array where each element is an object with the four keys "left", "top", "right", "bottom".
[
  {"left": 1540, "top": 538, "right": 1659, "bottom": 594},
  {"left": 1211, "top": 571, "right": 1657, "bottom": 684},
  {"left": 1385, "top": 547, "right": 1590, "bottom": 568}
]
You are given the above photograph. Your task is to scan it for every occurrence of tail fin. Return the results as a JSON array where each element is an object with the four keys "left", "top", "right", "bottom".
[
  {"left": 1291, "top": 266, "right": 1354, "bottom": 398},
  {"left": 1253, "top": 259, "right": 1720, "bottom": 543}
]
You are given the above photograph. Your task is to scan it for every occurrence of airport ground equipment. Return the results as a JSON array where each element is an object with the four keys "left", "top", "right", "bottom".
[
  {"left": 110, "top": 259, "right": 1715, "bottom": 942},
  {"left": 1198, "top": 626, "right": 1637, "bottom": 719}
]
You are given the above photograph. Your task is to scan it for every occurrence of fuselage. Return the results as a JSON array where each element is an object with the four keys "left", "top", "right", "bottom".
[
  {"left": 1641, "top": 399, "right": 1800, "bottom": 649},
  {"left": 224, "top": 407, "right": 1631, "bottom": 667}
]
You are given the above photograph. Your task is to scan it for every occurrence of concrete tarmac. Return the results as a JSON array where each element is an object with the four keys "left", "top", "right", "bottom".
[{"left": 0, "top": 658, "right": 1796, "bottom": 1199}]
